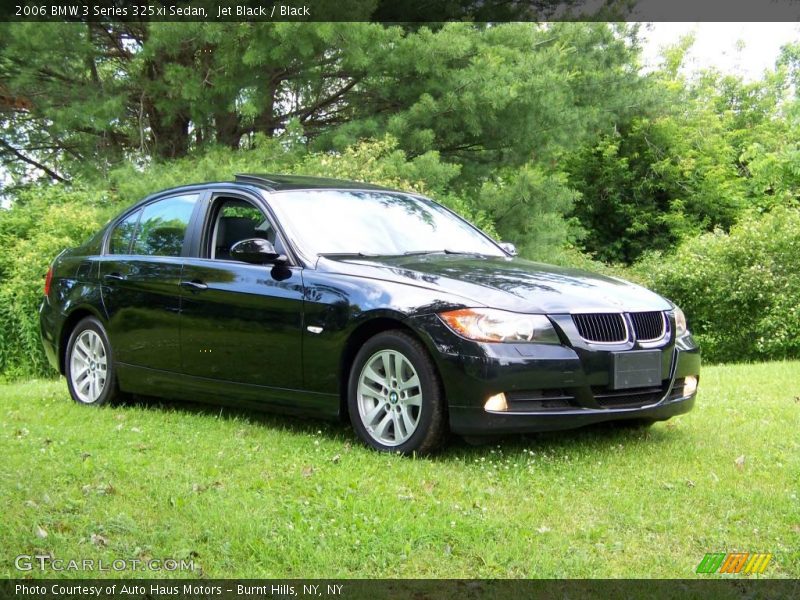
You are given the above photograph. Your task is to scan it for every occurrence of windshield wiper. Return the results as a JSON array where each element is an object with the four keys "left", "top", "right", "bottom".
[
  {"left": 319, "top": 250, "right": 483, "bottom": 258},
  {"left": 402, "top": 249, "right": 480, "bottom": 256},
  {"left": 318, "top": 252, "right": 380, "bottom": 258}
]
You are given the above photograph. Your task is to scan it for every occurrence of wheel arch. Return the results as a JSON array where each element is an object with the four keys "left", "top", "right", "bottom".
[
  {"left": 58, "top": 306, "right": 106, "bottom": 375},
  {"left": 337, "top": 315, "right": 442, "bottom": 421}
]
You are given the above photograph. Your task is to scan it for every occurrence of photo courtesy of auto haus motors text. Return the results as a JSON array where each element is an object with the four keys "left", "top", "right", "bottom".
[{"left": 14, "top": 583, "right": 343, "bottom": 598}]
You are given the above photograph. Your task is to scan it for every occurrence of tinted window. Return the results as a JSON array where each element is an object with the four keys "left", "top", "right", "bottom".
[
  {"left": 131, "top": 194, "right": 199, "bottom": 257},
  {"left": 210, "top": 198, "right": 281, "bottom": 260},
  {"left": 220, "top": 202, "right": 264, "bottom": 224},
  {"left": 108, "top": 209, "right": 141, "bottom": 254}
]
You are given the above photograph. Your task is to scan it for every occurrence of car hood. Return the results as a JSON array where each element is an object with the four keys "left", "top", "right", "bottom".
[{"left": 316, "top": 254, "right": 671, "bottom": 314}]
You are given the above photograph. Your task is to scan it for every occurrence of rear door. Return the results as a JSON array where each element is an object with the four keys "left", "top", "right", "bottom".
[
  {"left": 179, "top": 191, "right": 305, "bottom": 390},
  {"left": 99, "top": 192, "right": 203, "bottom": 372}
]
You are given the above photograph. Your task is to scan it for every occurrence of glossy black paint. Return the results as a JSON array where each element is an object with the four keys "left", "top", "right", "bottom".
[
  {"left": 321, "top": 253, "right": 672, "bottom": 314},
  {"left": 40, "top": 175, "right": 700, "bottom": 435},
  {"left": 98, "top": 255, "right": 184, "bottom": 372},
  {"left": 229, "top": 238, "right": 284, "bottom": 264},
  {"left": 179, "top": 258, "right": 304, "bottom": 389}
]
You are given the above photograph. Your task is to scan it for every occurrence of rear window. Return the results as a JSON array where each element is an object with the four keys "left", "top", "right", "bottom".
[{"left": 108, "top": 209, "right": 141, "bottom": 254}]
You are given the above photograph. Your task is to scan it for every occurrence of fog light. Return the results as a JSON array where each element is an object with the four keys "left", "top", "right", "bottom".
[
  {"left": 484, "top": 392, "right": 508, "bottom": 412},
  {"left": 683, "top": 376, "right": 698, "bottom": 397}
]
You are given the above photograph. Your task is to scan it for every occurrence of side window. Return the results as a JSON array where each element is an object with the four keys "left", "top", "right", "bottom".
[
  {"left": 108, "top": 209, "right": 141, "bottom": 254},
  {"left": 131, "top": 194, "right": 199, "bottom": 257},
  {"left": 210, "top": 197, "right": 283, "bottom": 260}
]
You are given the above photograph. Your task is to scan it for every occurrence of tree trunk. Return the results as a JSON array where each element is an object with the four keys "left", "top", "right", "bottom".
[
  {"left": 146, "top": 100, "right": 190, "bottom": 159},
  {"left": 214, "top": 111, "right": 242, "bottom": 149},
  {"left": 254, "top": 79, "right": 279, "bottom": 137},
  {"left": 143, "top": 56, "right": 191, "bottom": 159}
]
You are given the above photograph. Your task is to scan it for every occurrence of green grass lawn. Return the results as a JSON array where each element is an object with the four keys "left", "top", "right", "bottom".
[{"left": 1, "top": 361, "right": 798, "bottom": 579}]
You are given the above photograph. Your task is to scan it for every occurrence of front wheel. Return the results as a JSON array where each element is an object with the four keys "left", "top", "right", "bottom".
[
  {"left": 65, "top": 316, "right": 121, "bottom": 406},
  {"left": 347, "top": 330, "right": 447, "bottom": 455}
]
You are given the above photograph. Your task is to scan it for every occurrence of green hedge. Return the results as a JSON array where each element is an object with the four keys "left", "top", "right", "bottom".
[
  {"left": 634, "top": 207, "right": 800, "bottom": 363},
  {"left": 0, "top": 188, "right": 110, "bottom": 379}
]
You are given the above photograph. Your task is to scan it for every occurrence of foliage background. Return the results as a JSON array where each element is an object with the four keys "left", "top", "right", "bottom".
[{"left": 1, "top": 22, "right": 800, "bottom": 377}]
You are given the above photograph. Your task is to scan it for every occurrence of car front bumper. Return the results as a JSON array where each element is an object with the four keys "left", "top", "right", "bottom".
[
  {"left": 448, "top": 388, "right": 697, "bottom": 435},
  {"left": 411, "top": 313, "right": 701, "bottom": 436}
]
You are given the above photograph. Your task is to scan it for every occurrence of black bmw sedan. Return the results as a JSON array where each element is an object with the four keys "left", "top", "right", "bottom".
[{"left": 39, "top": 174, "right": 700, "bottom": 454}]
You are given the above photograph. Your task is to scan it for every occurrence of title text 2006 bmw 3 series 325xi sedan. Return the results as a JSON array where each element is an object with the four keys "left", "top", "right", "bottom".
[{"left": 39, "top": 174, "right": 700, "bottom": 454}]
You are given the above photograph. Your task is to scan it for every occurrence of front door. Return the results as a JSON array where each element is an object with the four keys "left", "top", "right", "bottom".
[{"left": 179, "top": 195, "right": 304, "bottom": 390}]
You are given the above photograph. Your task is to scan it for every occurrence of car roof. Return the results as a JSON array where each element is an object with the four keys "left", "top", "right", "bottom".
[
  {"left": 233, "top": 173, "right": 396, "bottom": 192},
  {"left": 124, "top": 174, "right": 409, "bottom": 214}
]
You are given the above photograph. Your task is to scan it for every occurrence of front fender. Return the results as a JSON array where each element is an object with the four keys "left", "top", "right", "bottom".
[{"left": 300, "top": 270, "right": 474, "bottom": 394}]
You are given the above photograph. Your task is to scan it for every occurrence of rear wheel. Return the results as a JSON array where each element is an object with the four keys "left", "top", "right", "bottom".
[
  {"left": 65, "top": 317, "right": 120, "bottom": 406},
  {"left": 348, "top": 330, "right": 447, "bottom": 455}
]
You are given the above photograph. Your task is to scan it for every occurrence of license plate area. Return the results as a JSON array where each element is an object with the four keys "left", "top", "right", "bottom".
[{"left": 611, "top": 350, "right": 662, "bottom": 390}]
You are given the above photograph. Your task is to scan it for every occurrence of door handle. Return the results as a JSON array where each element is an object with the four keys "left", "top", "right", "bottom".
[
  {"left": 104, "top": 272, "right": 125, "bottom": 282},
  {"left": 180, "top": 280, "right": 208, "bottom": 291}
]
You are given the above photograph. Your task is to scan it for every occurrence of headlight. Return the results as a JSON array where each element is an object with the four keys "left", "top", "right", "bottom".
[
  {"left": 673, "top": 307, "right": 688, "bottom": 336},
  {"left": 439, "top": 308, "right": 560, "bottom": 344}
]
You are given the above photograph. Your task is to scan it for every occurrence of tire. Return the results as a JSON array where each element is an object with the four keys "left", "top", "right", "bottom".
[
  {"left": 347, "top": 330, "right": 447, "bottom": 455},
  {"left": 64, "top": 316, "right": 121, "bottom": 407}
]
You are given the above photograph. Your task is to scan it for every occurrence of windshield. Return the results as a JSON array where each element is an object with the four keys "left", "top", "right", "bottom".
[{"left": 268, "top": 190, "right": 505, "bottom": 257}]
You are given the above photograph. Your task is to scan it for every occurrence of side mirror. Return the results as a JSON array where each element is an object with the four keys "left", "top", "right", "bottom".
[
  {"left": 230, "top": 238, "right": 286, "bottom": 264},
  {"left": 498, "top": 241, "right": 518, "bottom": 256}
]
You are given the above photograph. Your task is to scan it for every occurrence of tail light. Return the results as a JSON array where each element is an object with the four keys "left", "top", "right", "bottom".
[{"left": 44, "top": 266, "right": 53, "bottom": 297}]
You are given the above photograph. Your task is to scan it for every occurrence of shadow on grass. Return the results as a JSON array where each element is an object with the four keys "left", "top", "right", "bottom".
[
  {"left": 446, "top": 420, "right": 681, "bottom": 457},
  {"left": 115, "top": 392, "right": 682, "bottom": 460},
  {"left": 118, "top": 392, "right": 348, "bottom": 439}
]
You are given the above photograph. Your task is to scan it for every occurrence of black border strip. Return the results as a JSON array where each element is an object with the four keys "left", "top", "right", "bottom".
[
  {"left": 2, "top": 0, "right": 800, "bottom": 22},
  {"left": 2, "top": 579, "right": 800, "bottom": 600}
]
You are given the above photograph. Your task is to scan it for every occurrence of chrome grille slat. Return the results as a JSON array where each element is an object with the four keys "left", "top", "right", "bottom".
[
  {"left": 630, "top": 311, "right": 666, "bottom": 341},
  {"left": 572, "top": 313, "right": 627, "bottom": 343},
  {"left": 572, "top": 311, "right": 666, "bottom": 344}
]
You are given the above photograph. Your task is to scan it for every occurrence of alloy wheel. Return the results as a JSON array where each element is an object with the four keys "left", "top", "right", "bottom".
[
  {"left": 69, "top": 330, "right": 108, "bottom": 404},
  {"left": 356, "top": 349, "right": 422, "bottom": 446}
]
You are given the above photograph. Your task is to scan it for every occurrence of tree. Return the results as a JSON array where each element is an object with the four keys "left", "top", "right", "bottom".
[
  {"left": 0, "top": 22, "right": 640, "bottom": 180},
  {"left": 1, "top": 21, "right": 645, "bottom": 260},
  {"left": 563, "top": 35, "right": 795, "bottom": 264},
  {"left": 317, "top": 23, "right": 643, "bottom": 177},
  {"left": 0, "top": 22, "right": 403, "bottom": 171}
]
